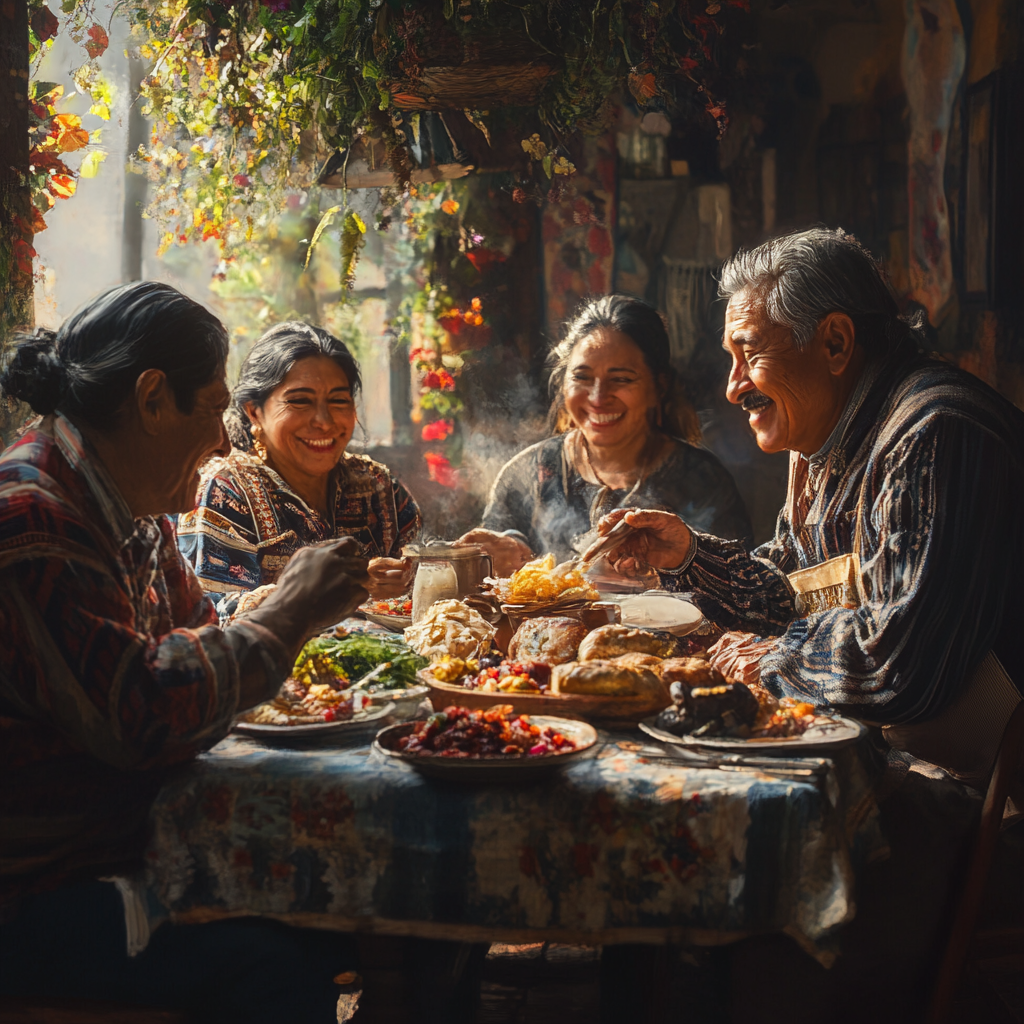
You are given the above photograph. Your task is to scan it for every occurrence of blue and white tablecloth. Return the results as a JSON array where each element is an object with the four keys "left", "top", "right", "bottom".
[{"left": 140, "top": 730, "right": 885, "bottom": 963}]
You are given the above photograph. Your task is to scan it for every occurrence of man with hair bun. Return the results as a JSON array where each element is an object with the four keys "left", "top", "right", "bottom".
[
  {"left": 0, "top": 282, "right": 369, "bottom": 1021},
  {"left": 588, "top": 227, "right": 1024, "bottom": 1020}
]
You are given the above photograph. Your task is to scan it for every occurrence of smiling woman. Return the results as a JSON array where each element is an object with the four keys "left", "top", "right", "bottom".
[
  {"left": 457, "top": 295, "right": 752, "bottom": 572},
  {"left": 177, "top": 322, "right": 422, "bottom": 600}
]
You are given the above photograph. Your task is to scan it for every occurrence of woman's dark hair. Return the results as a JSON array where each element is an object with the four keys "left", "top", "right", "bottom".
[
  {"left": 0, "top": 281, "right": 228, "bottom": 430},
  {"left": 227, "top": 322, "right": 362, "bottom": 451},
  {"left": 546, "top": 294, "right": 701, "bottom": 443}
]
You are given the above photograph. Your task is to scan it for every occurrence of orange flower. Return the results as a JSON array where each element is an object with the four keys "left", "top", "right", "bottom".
[{"left": 441, "top": 199, "right": 459, "bottom": 215}]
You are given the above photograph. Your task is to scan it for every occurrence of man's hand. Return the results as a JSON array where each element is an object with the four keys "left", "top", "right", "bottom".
[
  {"left": 367, "top": 556, "right": 413, "bottom": 599},
  {"left": 706, "top": 631, "right": 774, "bottom": 687},
  {"left": 248, "top": 538, "right": 369, "bottom": 656},
  {"left": 581, "top": 508, "right": 692, "bottom": 573},
  {"left": 455, "top": 528, "right": 533, "bottom": 578}
]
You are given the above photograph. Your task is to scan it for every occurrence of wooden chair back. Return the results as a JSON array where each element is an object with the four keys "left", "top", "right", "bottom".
[{"left": 926, "top": 699, "right": 1024, "bottom": 1024}]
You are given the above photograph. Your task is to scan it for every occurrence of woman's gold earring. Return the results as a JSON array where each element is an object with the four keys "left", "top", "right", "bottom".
[{"left": 252, "top": 426, "right": 268, "bottom": 462}]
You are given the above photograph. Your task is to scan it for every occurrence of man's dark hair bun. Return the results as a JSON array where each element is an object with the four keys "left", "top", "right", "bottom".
[{"left": 0, "top": 328, "right": 66, "bottom": 415}]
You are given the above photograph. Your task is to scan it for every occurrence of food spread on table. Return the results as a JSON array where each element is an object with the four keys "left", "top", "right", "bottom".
[
  {"left": 241, "top": 632, "right": 428, "bottom": 727},
  {"left": 398, "top": 704, "right": 579, "bottom": 758}
]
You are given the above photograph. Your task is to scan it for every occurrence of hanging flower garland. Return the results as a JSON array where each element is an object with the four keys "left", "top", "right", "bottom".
[
  {"left": 125, "top": 0, "right": 750, "bottom": 257},
  {"left": 389, "top": 180, "right": 504, "bottom": 488}
]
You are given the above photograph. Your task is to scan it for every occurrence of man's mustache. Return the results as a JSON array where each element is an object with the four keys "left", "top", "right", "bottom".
[{"left": 741, "top": 391, "right": 773, "bottom": 412}]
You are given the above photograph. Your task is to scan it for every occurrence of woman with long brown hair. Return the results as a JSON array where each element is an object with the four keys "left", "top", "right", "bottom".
[{"left": 459, "top": 294, "right": 751, "bottom": 574}]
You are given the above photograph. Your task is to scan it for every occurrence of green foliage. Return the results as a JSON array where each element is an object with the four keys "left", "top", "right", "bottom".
[{"left": 130, "top": 0, "right": 747, "bottom": 254}]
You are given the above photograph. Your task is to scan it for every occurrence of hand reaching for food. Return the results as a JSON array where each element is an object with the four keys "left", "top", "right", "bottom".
[
  {"left": 581, "top": 508, "right": 692, "bottom": 574},
  {"left": 249, "top": 537, "right": 370, "bottom": 655},
  {"left": 367, "top": 556, "right": 413, "bottom": 599},
  {"left": 706, "top": 631, "right": 775, "bottom": 687},
  {"left": 455, "top": 528, "right": 533, "bottom": 577}
]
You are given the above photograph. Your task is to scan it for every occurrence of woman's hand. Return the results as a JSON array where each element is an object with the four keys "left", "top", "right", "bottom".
[
  {"left": 706, "top": 631, "right": 775, "bottom": 687},
  {"left": 367, "top": 556, "right": 414, "bottom": 599},
  {"left": 581, "top": 508, "right": 692, "bottom": 573},
  {"left": 455, "top": 528, "right": 533, "bottom": 578}
]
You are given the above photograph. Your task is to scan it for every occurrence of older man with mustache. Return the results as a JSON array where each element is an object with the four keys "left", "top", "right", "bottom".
[{"left": 590, "top": 227, "right": 1024, "bottom": 1021}]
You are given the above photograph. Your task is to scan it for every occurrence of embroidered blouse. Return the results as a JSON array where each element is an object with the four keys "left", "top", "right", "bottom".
[
  {"left": 177, "top": 450, "right": 422, "bottom": 593},
  {"left": 481, "top": 432, "right": 752, "bottom": 562},
  {"left": 657, "top": 344, "right": 1024, "bottom": 726},
  {"left": 0, "top": 416, "right": 290, "bottom": 907}
]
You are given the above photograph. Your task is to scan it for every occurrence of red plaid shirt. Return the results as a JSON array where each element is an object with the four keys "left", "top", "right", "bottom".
[{"left": 0, "top": 416, "right": 288, "bottom": 908}]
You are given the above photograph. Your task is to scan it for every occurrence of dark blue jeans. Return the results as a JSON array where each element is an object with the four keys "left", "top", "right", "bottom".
[{"left": 0, "top": 880, "right": 356, "bottom": 1023}]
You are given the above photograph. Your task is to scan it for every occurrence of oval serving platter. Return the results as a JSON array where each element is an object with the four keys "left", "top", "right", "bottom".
[
  {"left": 373, "top": 715, "right": 598, "bottom": 784},
  {"left": 233, "top": 701, "right": 396, "bottom": 746},
  {"left": 639, "top": 713, "right": 865, "bottom": 754}
]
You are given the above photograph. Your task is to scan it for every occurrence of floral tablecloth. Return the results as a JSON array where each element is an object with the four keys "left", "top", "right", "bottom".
[{"left": 141, "top": 731, "right": 885, "bottom": 962}]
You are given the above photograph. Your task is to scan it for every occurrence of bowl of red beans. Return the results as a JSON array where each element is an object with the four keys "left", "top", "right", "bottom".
[{"left": 372, "top": 704, "right": 598, "bottom": 783}]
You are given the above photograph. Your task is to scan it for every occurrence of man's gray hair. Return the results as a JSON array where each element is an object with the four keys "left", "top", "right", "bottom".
[{"left": 718, "top": 227, "right": 924, "bottom": 354}]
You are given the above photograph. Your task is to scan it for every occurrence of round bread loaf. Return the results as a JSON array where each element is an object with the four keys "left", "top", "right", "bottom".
[{"left": 508, "top": 616, "right": 588, "bottom": 666}]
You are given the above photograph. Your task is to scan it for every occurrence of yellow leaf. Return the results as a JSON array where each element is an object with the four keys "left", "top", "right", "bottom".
[
  {"left": 89, "top": 102, "right": 110, "bottom": 121},
  {"left": 79, "top": 149, "right": 107, "bottom": 178},
  {"left": 304, "top": 204, "right": 342, "bottom": 270}
]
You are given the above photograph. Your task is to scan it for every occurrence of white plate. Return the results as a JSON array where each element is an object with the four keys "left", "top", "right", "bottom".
[
  {"left": 360, "top": 611, "right": 412, "bottom": 632},
  {"left": 639, "top": 713, "right": 865, "bottom": 753},
  {"left": 374, "top": 715, "right": 598, "bottom": 783},
  {"left": 610, "top": 592, "right": 704, "bottom": 636},
  {"left": 234, "top": 702, "right": 395, "bottom": 745}
]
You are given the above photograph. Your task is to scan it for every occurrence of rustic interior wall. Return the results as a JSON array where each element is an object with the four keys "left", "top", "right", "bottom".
[{"left": 611, "top": 0, "right": 1023, "bottom": 545}]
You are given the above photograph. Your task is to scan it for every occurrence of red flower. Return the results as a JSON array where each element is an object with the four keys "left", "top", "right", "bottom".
[
  {"left": 233, "top": 174, "right": 251, "bottom": 188},
  {"left": 424, "top": 452, "right": 458, "bottom": 488},
  {"left": 421, "top": 419, "right": 454, "bottom": 442},
  {"left": 465, "top": 247, "right": 505, "bottom": 273}
]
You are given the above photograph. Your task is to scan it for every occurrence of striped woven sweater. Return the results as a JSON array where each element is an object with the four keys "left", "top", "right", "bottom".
[{"left": 659, "top": 343, "right": 1024, "bottom": 725}]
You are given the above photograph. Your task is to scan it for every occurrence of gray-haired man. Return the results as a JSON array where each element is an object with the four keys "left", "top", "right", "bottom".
[{"left": 589, "top": 226, "right": 1024, "bottom": 1019}]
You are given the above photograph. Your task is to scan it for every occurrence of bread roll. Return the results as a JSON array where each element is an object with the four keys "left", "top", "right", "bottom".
[
  {"left": 657, "top": 657, "right": 725, "bottom": 689},
  {"left": 611, "top": 652, "right": 665, "bottom": 672},
  {"left": 577, "top": 624, "right": 678, "bottom": 662},
  {"left": 552, "top": 660, "right": 667, "bottom": 703}
]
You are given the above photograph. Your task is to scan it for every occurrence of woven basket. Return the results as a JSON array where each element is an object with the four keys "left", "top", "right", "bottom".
[{"left": 420, "top": 669, "right": 663, "bottom": 727}]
